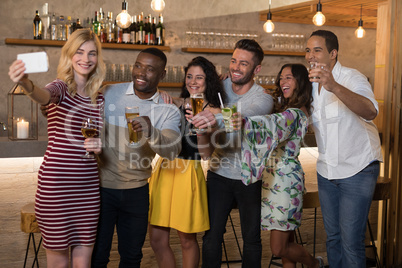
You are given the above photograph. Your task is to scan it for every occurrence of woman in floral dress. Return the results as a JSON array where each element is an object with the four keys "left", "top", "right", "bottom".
[{"left": 240, "top": 64, "right": 324, "bottom": 267}]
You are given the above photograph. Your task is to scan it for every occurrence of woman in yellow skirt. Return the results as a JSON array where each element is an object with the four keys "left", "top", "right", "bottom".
[{"left": 149, "top": 56, "right": 225, "bottom": 268}]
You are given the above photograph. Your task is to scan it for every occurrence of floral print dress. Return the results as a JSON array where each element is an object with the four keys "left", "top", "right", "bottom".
[{"left": 241, "top": 108, "right": 308, "bottom": 231}]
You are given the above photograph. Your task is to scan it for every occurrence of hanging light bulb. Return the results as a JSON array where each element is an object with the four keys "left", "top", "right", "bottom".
[
  {"left": 151, "top": 0, "right": 165, "bottom": 12},
  {"left": 263, "top": 0, "right": 275, "bottom": 33},
  {"left": 116, "top": 0, "right": 132, "bottom": 29},
  {"left": 355, "top": 5, "right": 366, "bottom": 38},
  {"left": 312, "top": 0, "right": 326, "bottom": 26}
]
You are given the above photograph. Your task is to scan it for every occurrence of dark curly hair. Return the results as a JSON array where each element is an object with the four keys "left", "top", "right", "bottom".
[
  {"left": 180, "top": 56, "right": 226, "bottom": 108},
  {"left": 272, "top": 63, "right": 313, "bottom": 115}
]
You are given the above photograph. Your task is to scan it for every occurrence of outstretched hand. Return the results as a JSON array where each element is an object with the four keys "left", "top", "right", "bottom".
[{"left": 129, "top": 116, "right": 152, "bottom": 138}]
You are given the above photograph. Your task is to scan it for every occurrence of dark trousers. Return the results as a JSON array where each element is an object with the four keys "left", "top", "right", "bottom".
[
  {"left": 92, "top": 185, "right": 149, "bottom": 268},
  {"left": 202, "top": 171, "right": 262, "bottom": 268}
]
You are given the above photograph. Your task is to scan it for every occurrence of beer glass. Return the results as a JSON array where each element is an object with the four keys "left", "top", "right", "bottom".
[{"left": 125, "top": 106, "right": 141, "bottom": 146}]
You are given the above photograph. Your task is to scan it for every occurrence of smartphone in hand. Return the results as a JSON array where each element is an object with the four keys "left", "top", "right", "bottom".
[{"left": 17, "top": 52, "right": 49, "bottom": 73}]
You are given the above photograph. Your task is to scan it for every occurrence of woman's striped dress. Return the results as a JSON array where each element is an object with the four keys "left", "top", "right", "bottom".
[{"left": 35, "top": 79, "right": 104, "bottom": 250}]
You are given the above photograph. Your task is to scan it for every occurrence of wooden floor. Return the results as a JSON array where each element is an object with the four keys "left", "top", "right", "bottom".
[{"left": 0, "top": 148, "right": 379, "bottom": 267}]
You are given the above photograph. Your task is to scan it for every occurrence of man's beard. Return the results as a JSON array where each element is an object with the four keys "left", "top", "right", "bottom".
[{"left": 230, "top": 69, "right": 254, "bottom": 86}]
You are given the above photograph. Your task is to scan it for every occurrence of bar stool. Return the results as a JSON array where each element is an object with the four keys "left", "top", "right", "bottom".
[
  {"left": 21, "top": 203, "right": 42, "bottom": 268},
  {"left": 366, "top": 176, "right": 391, "bottom": 268},
  {"left": 269, "top": 185, "right": 320, "bottom": 267},
  {"left": 222, "top": 203, "right": 242, "bottom": 267}
]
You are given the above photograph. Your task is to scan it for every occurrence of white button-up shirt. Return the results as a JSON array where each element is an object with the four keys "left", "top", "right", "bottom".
[{"left": 311, "top": 61, "right": 383, "bottom": 179}]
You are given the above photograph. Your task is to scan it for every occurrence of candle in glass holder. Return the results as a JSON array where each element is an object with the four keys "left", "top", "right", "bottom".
[{"left": 17, "top": 119, "right": 29, "bottom": 139}]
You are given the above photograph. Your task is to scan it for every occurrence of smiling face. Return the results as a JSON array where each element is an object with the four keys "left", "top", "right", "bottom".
[
  {"left": 185, "top": 66, "right": 206, "bottom": 95},
  {"left": 229, "top": 48, "right": 259, "bottom": 86},
  {"left": 305, "top": 35, "right": 337, "bottom": 69},
  {"left": 72, "top": 40, "right": 97, "bottom": 79},
  {"left": 132, "top": 52, "right": 166, "bottom": 99},
  {"left": 279, "top": 66, "right": 297, "bottom": 99}
]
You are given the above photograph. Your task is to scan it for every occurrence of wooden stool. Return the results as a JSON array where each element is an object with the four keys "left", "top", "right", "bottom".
[
  {"left": 269, "top": 184, "right": 320, "bottom": 267},
  {"left": 366, "top": 176, "right": 391, "bottom": 268},
  {"left": 21, "top": 203, "right": 42, "bottom": 268}
]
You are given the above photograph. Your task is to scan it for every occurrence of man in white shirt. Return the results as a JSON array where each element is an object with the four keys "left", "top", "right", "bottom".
[{"left": 305, "top": 30, "right": 382, "bottom": 268}]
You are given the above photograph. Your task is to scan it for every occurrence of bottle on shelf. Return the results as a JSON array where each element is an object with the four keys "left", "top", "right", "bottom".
[
  {"left": 65, "top": 16, "right": 72, "bottom": 40},
  {"left": 115, "top": 20, "right": 123, "bottom": 43},
  {"left": 130, "top": 15, "right": 137, "bottom": 44},
  {"left": 33, "top": 10, "right": 42, "bottom": 40},
  {"left": 50, "top": 13, "right": 57, "bottom": 40},
  {"left": 106, "top": 12, "right": 115, "bottom": 43},
  {"left": 151, "top": 16, "right": 157, "bottom": 45},
  {"left": 122, "top": 19, "right": 131, "bottom": 43},
  {"left": 75, "top": 19, "right": 83, "bottom": 31},
  {"left": 145, "top": 15, "right": 152, "bottom": 45},
  {"left": 92, "top": 11, "right": 100, "bottom": 37},
  {"left": 156, "top": 14, "right": 165, "bottom": 46},
  {"left": 137, "top": 12, "right": 145, "bottom": 44},
  {"left": 99, "top": 8, "right": 106, "bottom": 42},
  {"left": 41, "top": 3, "right": 50, "bottom": 40},
  {"left": 57, "top": 15, "right": 66, "bottom": 41}
]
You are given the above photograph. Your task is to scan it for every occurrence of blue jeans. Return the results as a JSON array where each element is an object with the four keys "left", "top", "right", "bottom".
[
  {"left": 317, "top": 161, "right": 379, "bottom": 268},
  {"left": 91, "top": 185, "right": 149, "bottom": 268},
  {"left": 202, "top": 171, "right": 262, "bottom": 268}
]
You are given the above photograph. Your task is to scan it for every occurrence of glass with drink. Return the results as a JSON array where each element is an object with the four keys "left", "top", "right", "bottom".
[
  {"left": 309, "top": 62, "right": 320, "bottom": 79},
  {"left": 222, "top": 103, "right": 237, "bottom": 132},
  {"left": 81, "top": 118, "right": 98, "bottom": 158},
  {"left": 190, "top": 93, "right": 204, "bottom": 134},
  {"left": 125, "top": 106, "right": 142, "bottom": 146}
]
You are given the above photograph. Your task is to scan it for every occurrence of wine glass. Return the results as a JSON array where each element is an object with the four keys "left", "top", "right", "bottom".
[{"left": 81, "top": 118, "right": 98, "bottom": 159}]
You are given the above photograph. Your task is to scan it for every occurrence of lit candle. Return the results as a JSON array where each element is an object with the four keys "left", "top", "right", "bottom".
[{"left": 17, "top": 119, "right": 29, "bottom": 139}]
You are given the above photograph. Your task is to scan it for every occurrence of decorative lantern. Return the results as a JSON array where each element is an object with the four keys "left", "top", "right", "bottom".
[{"left": 7, "top": 84, "right": 38, "bottom": 140}]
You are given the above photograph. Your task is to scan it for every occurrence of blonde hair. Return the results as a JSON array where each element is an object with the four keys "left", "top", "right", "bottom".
[{"left": 57, "top": 28, "right": 105, "bottom": 103}]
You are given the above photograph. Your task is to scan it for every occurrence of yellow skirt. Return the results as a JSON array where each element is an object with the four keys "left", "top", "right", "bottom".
[{"left": 149, "top": 157, "right": 210, "bottom": 233}]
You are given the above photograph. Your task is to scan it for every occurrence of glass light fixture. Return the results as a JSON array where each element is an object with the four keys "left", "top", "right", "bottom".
[
  {"left": 312, "top": 0, "right": 326, "bottom": 26},
  {"left": 116, "top": 0, "right": 132, "bottom": 29},
  {"left": 263, "top": 0, "right": 275, "bottom": 33},
  {"left": 151, "top": 0, "right": 165, "bottom": 12},
  {"left": 355, "top": 5, "right": 366, "bottom": 38}
]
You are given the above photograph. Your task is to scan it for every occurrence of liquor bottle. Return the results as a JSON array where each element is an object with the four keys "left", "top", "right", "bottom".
[
  {"left": 137, "top": 12, "right": 145, "bottom": 44},
  {"left": 75, "top": 19, "right": 83, "bottom": 31},
  {"left": 151, "top": 16, "right": 157, "bottom": 45},
  {"left": 106, "top": 12, "right": 115, "bottom": 43},
  {"left": 115, "top": 20, "right": 122, "bottom": 43},
  {"left": 65, "top": 16, "right": 72, "bottom": 40},
  {"left": 122, "top": 17, "right": 131, "bottom": 43},
  {"left": 57, "top": 15, "right": 66, "bottom": 41},
  {"left": 41, "top": 3, "right": 50, "bottom": 40},
  {"left": 144, "top": 15, "right": 151, "bottom": 45},
  {"left": 99, "top": 8, "right": 106, "bottom": 42},
  {"left": 33, "top": 10, "right": 42, "bottom": 39},
  {"left": 130, "top": 15, "right": 137, "bottom": 44},
  {"left": 50, "top": 13, "right": 57, "bottom": 40},
  {"left": 156, "top": 14, "right": 165, "bottom": 46},
  {"left": 92, "top": 11, "right": 100, "bottom": 37}
]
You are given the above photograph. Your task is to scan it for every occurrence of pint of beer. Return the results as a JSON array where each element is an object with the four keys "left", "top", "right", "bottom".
[{"left": 125, "top": 106, "right": 141, "bottom": 146}]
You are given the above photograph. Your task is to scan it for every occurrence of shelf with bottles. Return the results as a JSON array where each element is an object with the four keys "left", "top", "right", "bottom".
[
  {"left": 181, "top": 47, "right": 304, "bottom": 57},
  {"left": 4, "top": 38, "right": 170, "bottom": 51}
]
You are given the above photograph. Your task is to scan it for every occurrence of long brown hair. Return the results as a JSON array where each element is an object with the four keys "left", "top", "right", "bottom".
[
  {"left": 57, "top": 28, "right": 105, "bottom": 103},
  {"left": 272, "top": 63, "right": 313, "bottom": 115}
]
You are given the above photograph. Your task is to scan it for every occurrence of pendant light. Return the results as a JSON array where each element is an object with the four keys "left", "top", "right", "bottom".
[
  {"left": 116, "top": 0, "right": 132, "bottom": 29},
  {"left": 151, "top": 0, "right": 165, "bottom": 12},
  {"left": 263, "top": 0, "right": 275, "bottom": 33},
  {"left": 312, "top": 0, "right": 326, "bottom": 26},
  {"left": 355, "top": 5, "right": 366, "bottom": 38}
]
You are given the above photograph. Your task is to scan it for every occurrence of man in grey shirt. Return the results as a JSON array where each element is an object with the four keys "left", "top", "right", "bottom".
[
  {"left": 92, "top": 48, "right": 181, "bottom": 267},
  {"left": 202, "top": 39, "right": 274, "bottom": 268}
]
